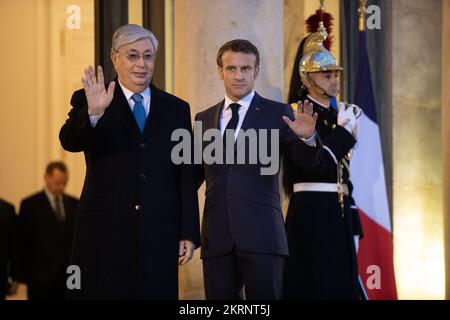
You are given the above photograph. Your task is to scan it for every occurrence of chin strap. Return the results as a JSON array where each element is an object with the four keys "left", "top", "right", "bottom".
[{"left": 305, "top": 74, "right": 334, "bottom": 99}]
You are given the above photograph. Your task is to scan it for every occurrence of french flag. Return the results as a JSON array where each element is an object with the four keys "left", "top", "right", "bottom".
[{"left": 350, "top": 30, "right": 398, "bottom": 299}]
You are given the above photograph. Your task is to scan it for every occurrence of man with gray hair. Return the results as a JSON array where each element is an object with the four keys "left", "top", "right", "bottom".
[{"left": 60, "top": 24, "right": 200, "bottom": 299}]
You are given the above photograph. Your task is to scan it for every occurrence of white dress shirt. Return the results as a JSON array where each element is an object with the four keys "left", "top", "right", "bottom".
[
  {"left": 220, "top": 91, "right": 255, "bottom": 140},
  {"left": 89, "top": 80, "right": 151, "bottom": 127}
]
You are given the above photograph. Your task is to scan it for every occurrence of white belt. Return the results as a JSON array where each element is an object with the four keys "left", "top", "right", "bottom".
[{"left": 293, "top": 182, "right": 349, "bottom": 196}]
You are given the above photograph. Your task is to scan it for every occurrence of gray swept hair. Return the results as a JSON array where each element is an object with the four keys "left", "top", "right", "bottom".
[{"left": 110, "top": 24, "right": 158, "bottom": 54}]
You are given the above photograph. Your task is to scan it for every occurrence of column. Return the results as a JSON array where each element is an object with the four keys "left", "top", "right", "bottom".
[{"left": 392, "top": 0, "right": 444, "bottom": 299}]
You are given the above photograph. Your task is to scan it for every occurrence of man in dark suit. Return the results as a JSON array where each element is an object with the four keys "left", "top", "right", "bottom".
[
  {"left": 17, "top": 162, "right": 79, "bottom": 300},
  {"left": 59, "top": 24, "right": 200, "bottom": 299},
  {"left": 195, "top": 39, "right": 323, "bottom": 300},
  {"left": 0, "top": 198, "right": 19, "bottom": 300}
]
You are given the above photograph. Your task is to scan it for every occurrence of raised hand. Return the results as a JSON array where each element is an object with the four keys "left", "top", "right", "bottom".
[
  {"left": 81, "top": 65, "right": 116, "bottom": 116},
  {"left": 283, "top": 99, "right": 318, "bottom": 139}
]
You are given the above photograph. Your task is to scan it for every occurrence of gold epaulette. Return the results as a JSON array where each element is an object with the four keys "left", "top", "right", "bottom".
[{"left": 290, "top": 102, "right": 298, "bottom": 113}]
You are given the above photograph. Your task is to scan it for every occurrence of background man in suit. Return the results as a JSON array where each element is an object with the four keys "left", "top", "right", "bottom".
[
  {"left": 59, "top": 24, "right": 200, "bottom": 299},
  {"left": 0, "top": 198, "right": 19, "bottom": 300},
  {"left": 17, "top": 161, "right": 79, "bottom": 300},
  {"left": 195, "top": 39, "right": 322, "bottom": 300}
]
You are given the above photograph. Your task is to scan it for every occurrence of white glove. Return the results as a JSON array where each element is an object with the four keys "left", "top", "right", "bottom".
[
  {"left": 338, "top": 102, "right": 362, "bottom": 138},
  {"left": 354, "top": 235, "right": 360, "bottom": 253}
]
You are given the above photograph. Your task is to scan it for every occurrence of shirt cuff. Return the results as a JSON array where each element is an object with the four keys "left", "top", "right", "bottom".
[
  {"left": 299, "top": 131, "right": 317, "bottom": 147},
  {"left": 89, "top": 113, "right": 104, "bottom": 127}
]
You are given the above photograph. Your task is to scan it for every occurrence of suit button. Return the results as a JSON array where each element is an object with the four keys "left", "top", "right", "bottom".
[
  {"left": 134, "top": 205, "right": 141, "bottom": 211},
  {"left": 140, "top": 173, "right": 147, "bottom": 180},
  {"left": 140, "top": 143, "right": 146, "bottom": 149}
]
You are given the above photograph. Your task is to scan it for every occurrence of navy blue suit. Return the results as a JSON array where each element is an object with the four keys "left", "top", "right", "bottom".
[{"left": 195, "top": 93, "right": 322, "bottom": 299}]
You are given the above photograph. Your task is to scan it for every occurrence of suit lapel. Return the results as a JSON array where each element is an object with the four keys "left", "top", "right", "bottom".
[
  {"left": 62, "top": 195, "right": 71, "bottom": 220},
  {"left": 40, "top": 191, "right": 54, "bottom": 215},
  {"left": 197, "top": 101, "right": 222, "bottom": 155},
  {"left": 39, "top": 191, "right": 62, "bottom": 228},
  {"left": 143, "top": 84, "right": 169, "bottom": 140},
  {"left": 110, "top": 82, "right": 142, "bottom": 138},
  {"left": 205, "top": 100, "right": 223, "bottom": 131},
  {"left": 236, "top": 92, "right": 264, "bottom": 151},
  {"left": 239, "top": 92, "right": 264, "bottom": 131}
]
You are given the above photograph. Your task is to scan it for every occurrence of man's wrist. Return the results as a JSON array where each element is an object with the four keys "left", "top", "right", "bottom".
[
  {"left": 88, "top": 110, "right": 104, "bottom": 116},
  {"left": 299, "top": 131, "right": 317, "bottom": 147},
  {"left": 89, "top": 112, "right": 104, "bottom": 127}
]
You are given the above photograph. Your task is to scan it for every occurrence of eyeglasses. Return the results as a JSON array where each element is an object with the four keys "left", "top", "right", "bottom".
[{"left": 117, "top": 52, "right": 155, "bottom": 63}]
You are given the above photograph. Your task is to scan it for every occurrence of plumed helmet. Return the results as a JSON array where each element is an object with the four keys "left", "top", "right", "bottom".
[{"left": 299, "top": 22, "right": 343, "bottom": 77}]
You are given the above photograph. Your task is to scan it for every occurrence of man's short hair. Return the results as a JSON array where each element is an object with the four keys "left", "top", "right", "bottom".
[
  {"left": 216, "top": 39, "right": 260, "bottom": 68},
  {"left": 110, "top": 24, "right": 158, "bottom": 54},
  {"left": 45, "top": 161, "right": 68, "bottom": 176}
]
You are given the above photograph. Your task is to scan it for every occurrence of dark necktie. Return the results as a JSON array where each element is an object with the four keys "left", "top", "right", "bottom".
[
  {"left": 54, "top": 196, "right": 64, "bottom": 224},
  {"left": 131, "top": 93, "right": 146, "bottom": 133},
  {"left": 223, "top": 103, "right": 241, "bottom": 158}
]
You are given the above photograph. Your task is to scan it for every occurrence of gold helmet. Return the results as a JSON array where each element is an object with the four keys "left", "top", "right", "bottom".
[{"left": 299, "top": 22, "right": 343, "bottom": 78}]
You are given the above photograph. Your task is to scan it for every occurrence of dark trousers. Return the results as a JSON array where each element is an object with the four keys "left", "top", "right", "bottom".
[{"left": 202, "top": 247, "right": 285, "bottom": 300}]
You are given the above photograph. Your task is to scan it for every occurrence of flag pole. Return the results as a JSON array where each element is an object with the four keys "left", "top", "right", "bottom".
[
  {"left": 340, "top": 0, "right": 348, "bottom": 102},
  {"left": 358, "top": 0, "right": 367, "bottom": 32},
  {"left": 356, "top": 0, "right": 370, "bottom": 301}
]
